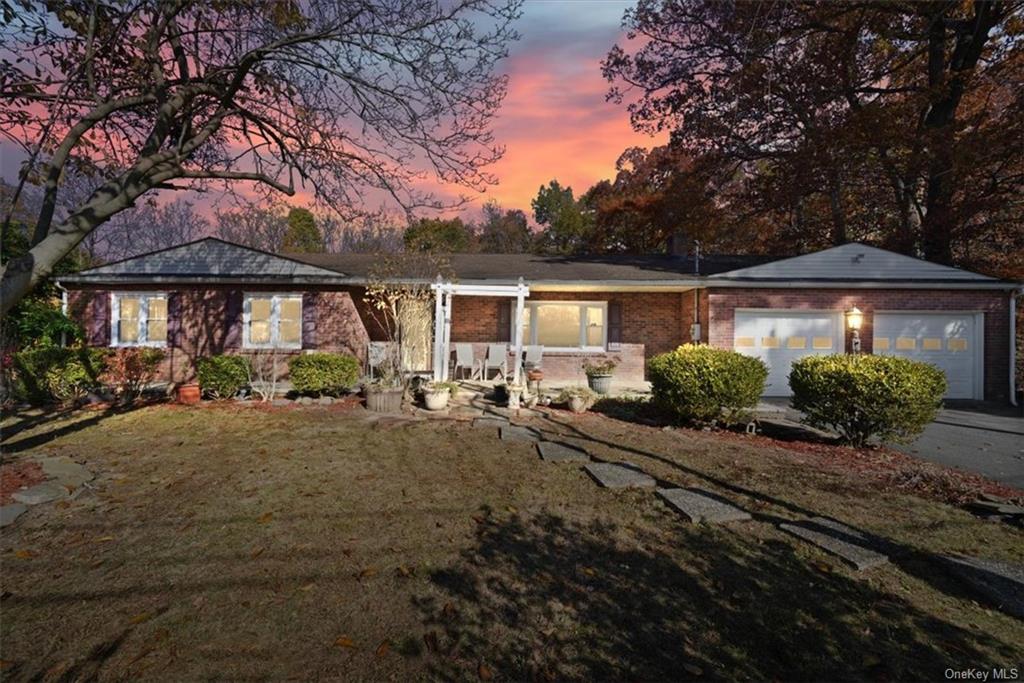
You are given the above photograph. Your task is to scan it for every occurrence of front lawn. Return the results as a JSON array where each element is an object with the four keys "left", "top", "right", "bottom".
[{"left": 1, "top": 403, "right": 1022, "bottom": 681}]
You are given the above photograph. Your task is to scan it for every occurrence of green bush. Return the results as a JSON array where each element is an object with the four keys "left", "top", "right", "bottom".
[
  {"left": 12, "top": 346, "right": 107, "bottom": 405},
  {"left": 648, "top": 344, "right": 768, "bottom": 426},
  {"left": 197, "top": 355, "right": 251, "bottom": 400},
  {"left": 289, "top": 353, "right": 360, "bottom": 396},
  {"left": 789, "top": 354, "right": 946, "bottom": 447},
  {"left": 103, "top": 348, "right": 165, "bottom": 401}
]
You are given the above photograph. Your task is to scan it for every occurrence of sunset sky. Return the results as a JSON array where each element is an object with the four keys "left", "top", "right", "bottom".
[
  {"left": 471, "top": 0, "right": 667, "bottom": 214},
  {"left": 0, "top": 1, "right": 666, "bottom": 222}
]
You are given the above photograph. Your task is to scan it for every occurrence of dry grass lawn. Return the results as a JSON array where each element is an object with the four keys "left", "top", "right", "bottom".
[{"left": 1, "top": 401, "right": 1022, "bottom": 681}]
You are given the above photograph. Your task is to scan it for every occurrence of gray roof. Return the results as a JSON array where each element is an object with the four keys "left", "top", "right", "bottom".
[
  {"left": 60, "top": 237, "right": 1015, "bottom": 289},
  {"left": 712, "top": 243, "right": 1001, "bottom": 283},
  {"left": 60, "top": 238, "right": 351, "bottom": 285}
]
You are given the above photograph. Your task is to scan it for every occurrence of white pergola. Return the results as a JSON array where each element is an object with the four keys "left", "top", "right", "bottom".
[{"left": 431, "top": 277, "right": 530, "bottom": 383}]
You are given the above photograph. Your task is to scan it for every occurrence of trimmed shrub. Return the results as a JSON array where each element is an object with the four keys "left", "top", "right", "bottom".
[
  {"left": 648, "top": 344, "right": 768, "bottom": 426},
  {"left": 11, "top": 346, "right": 107, "bottom": 405},
  {"left": 197, "top": 355, "right": 251, "bottom": 400},
  {"left": 289, "top": 352, "right": 360, "bottom": 396},
  {"left": 789, "top": 354, "right": 946, "bottom": 447},
  {"left": 103, "top": 348, "right": 166, "bottom": 401}
]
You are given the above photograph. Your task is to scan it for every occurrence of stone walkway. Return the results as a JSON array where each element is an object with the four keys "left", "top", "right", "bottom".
[{"left": 1, "top": 455, "right": 94, "bottom": 528}]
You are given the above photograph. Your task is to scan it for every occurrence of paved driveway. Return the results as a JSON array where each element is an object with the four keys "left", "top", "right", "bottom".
[
  {"left": 758, "top": 399, "right": 1024, "bottom": 489},
  {"left": 895, "top": 404, "right": 1024, "bottom": 489}
]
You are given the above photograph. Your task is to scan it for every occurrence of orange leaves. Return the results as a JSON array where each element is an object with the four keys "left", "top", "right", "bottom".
[
  {"left": 257, "top": 512, "right": 273, "bottom": 524},
  {"left": 334, "top": 635, "right": 356, "bottom": 650},
  {"left": 12, "top": 549, "right": 33, "bottom": 560}
]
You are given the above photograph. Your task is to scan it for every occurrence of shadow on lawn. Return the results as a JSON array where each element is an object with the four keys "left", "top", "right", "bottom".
[
  {"left": 417, "top": 510, "right": 1014, "bottom": 681},
  {"left": 1, "top": 403, "right": 146, "bottom": 455}
]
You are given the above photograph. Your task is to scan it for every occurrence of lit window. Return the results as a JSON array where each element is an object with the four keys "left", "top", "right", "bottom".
[
  {"left": 111, "top": 293, "right": 168, "bottom": 347},
  {"left": 244, "top": 294, "right": 303, "bottom": 349},
  {"left": 515, "top": 301, "right": 607, "bottom": 351}
]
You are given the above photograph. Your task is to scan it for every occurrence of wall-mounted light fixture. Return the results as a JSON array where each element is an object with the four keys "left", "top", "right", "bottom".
[{"left": 846, "top": 306, "right": 863, "bottom": 353}]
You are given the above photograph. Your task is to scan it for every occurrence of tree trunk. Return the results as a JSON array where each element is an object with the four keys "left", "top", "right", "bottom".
[{"left": 828, "top": 169, "right": 847, "bottom": 246}]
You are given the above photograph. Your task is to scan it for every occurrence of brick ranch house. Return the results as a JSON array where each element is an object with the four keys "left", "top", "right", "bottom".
[{"left": 58, "top": 238, "right": 1021, "bottom": 403}]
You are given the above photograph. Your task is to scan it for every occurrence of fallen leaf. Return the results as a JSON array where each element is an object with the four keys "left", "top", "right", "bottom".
[
  {"left": 257, "top": 512, "right": 273, "bottom": 524},
  {"left": 13, "top": 550, "right": 33, "bottom": 559},
  {"left": 96, "top": 536, "right": 116, "bottom": 543},
  {"left": 478, "top": 662, "right": 493, "bottom": 680},
  {"left": 299, "top": 583, "right": 315, "bottom": 592},
  {"left": 375, "top": 640, "right": 390, "bottom": 657},
  {"left": 90, "top": 559, "right": 104, "bottom": 569},
  {"left": 129, "top": 612, "right": 152, "bottom": 625},
  {"left": 813, "top": 561, "right": 832, "bottom": 573},
  {"left": 581, "top": 567, "right": 596, "bottom": 577},
  {"left": 55, "top": 500, "right": 71, "bottom": 509},
  {"left": 395, "top": 565, "right": 414, "bottom": 578},
  {"left": 251, "top": 547, "right": 265, "bottom": 559},
  {"left": 334, "top": 636, "right": 356, "bottom": 649},
  {"left": 683, "top": 663, "right": 703, "bottom": 676},
  {"left": 505, "top": 505, "right": 517, "bottom": 514},
  {"left": 356, "top": 567, "right": 377, "bottom": 581}
]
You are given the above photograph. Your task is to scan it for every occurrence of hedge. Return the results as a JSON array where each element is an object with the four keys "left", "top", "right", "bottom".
[
  {"left": 197, "top": 355, "right": 251, "bottom": 400},
  {"left": 789, "top": 354, "right": 946, "bottom": 447},
  {"left": 289, "top": 353, "right": 360, "bottom": 396},
  {"left": 648, "top": 344, "right": 768, "bottom": 425},
  {"left": 10, "top": 346, "right": 107, "bottom": 405}
]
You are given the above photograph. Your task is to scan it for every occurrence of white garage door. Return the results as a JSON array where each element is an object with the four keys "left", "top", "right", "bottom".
[
  {"left": 873, "top": 312, "right": 981, "bottom": 399},
  {"left": 734, "top": 310, "right": 843, "bottom": 397}
]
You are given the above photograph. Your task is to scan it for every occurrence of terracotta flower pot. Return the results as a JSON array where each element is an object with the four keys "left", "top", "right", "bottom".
[
  {"left": 527, "top": 369, "right": 544, "bottom": 383},
  {"left": 177, "top": 383, "right": 201, "bottom": 405}
]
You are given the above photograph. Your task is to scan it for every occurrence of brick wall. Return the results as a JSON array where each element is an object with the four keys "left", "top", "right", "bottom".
[
  {"left": 449, "top": 290, "right": 697, "bottom": 382},
  {"left": 69, "top": 285, "right": 371, "bottom": 384},
  {"left": 707, "top": 287, "right": 1011, "bottom": 401}
]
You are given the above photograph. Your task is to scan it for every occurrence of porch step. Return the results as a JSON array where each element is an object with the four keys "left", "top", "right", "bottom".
[{"left": 657, "top": 488, "right": 751, "bottom": 524}]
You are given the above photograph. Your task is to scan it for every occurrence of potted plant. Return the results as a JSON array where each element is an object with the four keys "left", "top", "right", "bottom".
[
  {"left": 423, "top": 381, "right": 458, "bottom": 411},
  {"left": 177, "top": 382, "right": 201, "bottom": 405},
  {"left": 582, "top": 357, "right": 618, "bottom": 395},
  {"left": 557, "top": 386, "right": 597, "bottom": 414}
]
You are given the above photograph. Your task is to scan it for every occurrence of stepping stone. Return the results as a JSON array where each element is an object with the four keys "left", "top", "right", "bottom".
[
  {"left": 473, "top": 417, "right": 508, "bottom": 429},
  {"left": 940, "top": 555, "right": 1024, "bottom": 619},
  {"left": 537, "top": 442, "right": 590, "bottom": 463},
  {"left": 657, "top": 488, "right": 751, "bottom": 524},
  {"left": 12, "top": 481, "right": 69, "bottom": 506},
  {"left": 584, "top": 462, "right": 656, "bottom": 489},
  {"left": 500, "top": 425, "right": 540, "bottom": 442},
  {"left": 0, "top": 503, "right": 27, "bottom": 528},
  {"left": 780, "top": 517, "right": 889, "bottom": 571},
  {"left": 36, "top": 457, "right": 93, "bottom": 487}
]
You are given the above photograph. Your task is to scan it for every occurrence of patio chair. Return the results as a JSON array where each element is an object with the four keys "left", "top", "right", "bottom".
[
  {"left": 480, "top": 343, "right": 508, "bottom": 381},
  {"left": 452, "top": 343, "right": 480, "bottom": 380},
  {"left": 523, "top": 345, "right": 544, "bottom": 371}
]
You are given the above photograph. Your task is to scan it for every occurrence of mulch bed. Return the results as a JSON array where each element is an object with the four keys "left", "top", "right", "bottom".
[{"left": 0, "top": 460, "right": 46, "bottom": 505}]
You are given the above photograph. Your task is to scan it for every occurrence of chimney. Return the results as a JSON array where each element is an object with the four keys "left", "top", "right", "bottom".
[{"left": 666, "top": 231, "right": 688, "bottom": 257}]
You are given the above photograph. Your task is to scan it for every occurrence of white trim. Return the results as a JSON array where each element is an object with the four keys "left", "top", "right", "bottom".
[
  {"left": 873, "top": 310, "right": 985, "bottom": 400},
  {"left": 109, "top": 291, "right": 168, "bottom": 348},
  {"left": 1012, "top": 289, "right": 1021, "bottom": 406},
  {"left": 513, "top": 300, "right": 609, "bottom": 353},
  {"left": 242, "top": 292, "right": 303, "bottom": 350}
]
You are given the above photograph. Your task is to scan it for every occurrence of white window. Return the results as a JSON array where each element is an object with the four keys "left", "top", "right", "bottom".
[
  {"left": 514, "top": 301, "right": 607, "bottom": 351},
  {"left": 244, "top": 294, "right": 302, "bottom": 349},
  {"left": 111, "top": 293, "right": 168, "bottom": 347}
]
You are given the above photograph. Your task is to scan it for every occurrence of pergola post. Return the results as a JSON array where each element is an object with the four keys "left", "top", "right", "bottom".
[
  {"left": 441, "top": 291, "right": 453, "bottom": 380},
  {"left": 512, "top": 277, "right": 525, "bottom": 384},
  {"left": 432, "top": 276, "right": 444, "bottom": 381}
]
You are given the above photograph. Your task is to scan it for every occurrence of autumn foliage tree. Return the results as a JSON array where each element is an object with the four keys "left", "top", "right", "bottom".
[
  {"left": 0, "top": 0, "right": 520, "bottom": 314},
  {"left": 603, "top": 0, "right": 1024, "bottom": 276}
]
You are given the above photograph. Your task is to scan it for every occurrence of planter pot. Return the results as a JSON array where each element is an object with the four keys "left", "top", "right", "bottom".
[
  {"left": 526, "top": 369, "right": 544, "bottom": 383},
  {"left": 568, "top": 396, "right": 588, "bottom": 414},
  {"left": 365, "top": 387, "right": 404, "bottom": 413},
  {"left": 587, "top": 374, "right": 614, "bottom": 395},
  {"left": 177, "top": 383, "right": 201, "bottom": 405},
  {"left": 507, "top": 386, "right": 523, "bottom": 409},
  {"left": 423, "top": 390, "right": 450, "bottom": 411}
]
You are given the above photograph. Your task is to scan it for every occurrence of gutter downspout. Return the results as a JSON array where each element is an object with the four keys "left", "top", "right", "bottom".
[
  {"left": 1012, "top": 287, "right": 1022, "bottom": 407},
  {"left": 691, "top": 241, "right": 702, "bottom": 343},
  {"left": 55, "top": 280, "right": 69, "bottom": 348}
]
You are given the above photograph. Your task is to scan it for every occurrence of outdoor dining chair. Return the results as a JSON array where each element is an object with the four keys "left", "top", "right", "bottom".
[
  {"left": 453, "top": 343, "right": 480, "bottom": 380},
  {"left": 523, "top": 345, "right": 544, "bottom": 371},
  {"left": 481, "top": 343, "right": 508, "bottom": 381}
]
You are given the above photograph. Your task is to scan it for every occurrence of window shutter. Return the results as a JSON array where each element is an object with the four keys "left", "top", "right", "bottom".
[
  {"left": 497, "top": 301, "right": 511, "bottom": 342},
  {"left": 607, "top": 301, "right": 623, "bottom": 346},
  {"left": 302, "top": 292, "right": 318, "bottom": 349},
  {"left": 167, "top": 292, "right": 182, "bottom": 347},
  {"left": 224, "top": 290, "right": 243, "bottom": 348},
  {"left": 88, "top": 291, "right": 110, "bottom": 346}
]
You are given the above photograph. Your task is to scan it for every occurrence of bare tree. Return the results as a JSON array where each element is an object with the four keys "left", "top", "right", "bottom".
[{"left": 0, "top": 0, "right": 520, "bottom": 313}]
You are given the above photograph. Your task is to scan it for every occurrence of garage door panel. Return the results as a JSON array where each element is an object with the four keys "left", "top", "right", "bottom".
[
  {"left": 873, "top": 313, "right": 979, "bottom": 400},
  {"left": 734, "top": 311, "right": 842, "bottom": 397}
]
